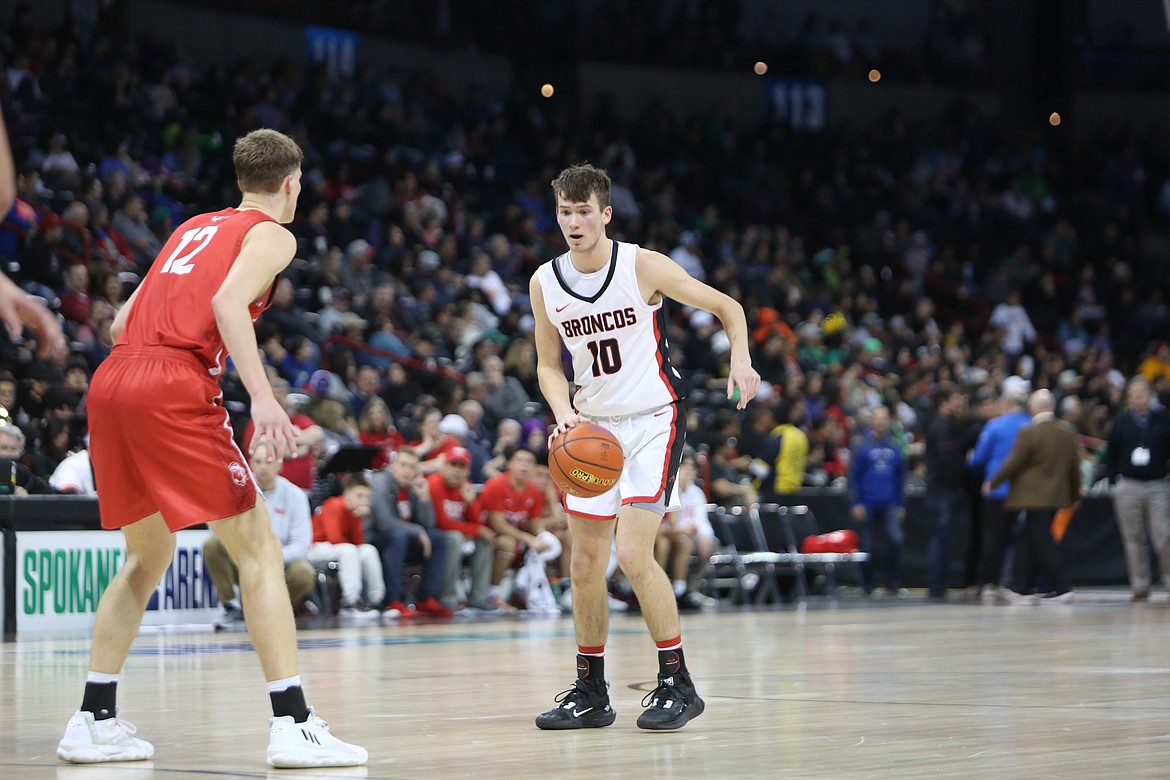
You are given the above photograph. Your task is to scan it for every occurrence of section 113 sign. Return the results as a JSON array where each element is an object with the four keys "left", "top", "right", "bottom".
[{"left": 765, "top": 79, "right": 827, "bottom": 133}]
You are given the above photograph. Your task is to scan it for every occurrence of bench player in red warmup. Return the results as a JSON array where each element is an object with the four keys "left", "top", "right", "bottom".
[
  {"left": 55, "top": 130, "right": 367, "bottom": 768},
  {"left": 531, "top": 164, "right": 760, "bottom": 731}
]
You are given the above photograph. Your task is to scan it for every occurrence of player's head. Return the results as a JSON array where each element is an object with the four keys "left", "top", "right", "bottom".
[
  {"left": 233, "top": 129, "right": 304, "bottom": 223},
  {"left": 551, "top": 164, "right": 612, "bottom": 252}
]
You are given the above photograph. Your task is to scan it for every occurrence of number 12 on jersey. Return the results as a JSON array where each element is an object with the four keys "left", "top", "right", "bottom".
[
  {"left": 160, "top": 226, "right": 219, "bottom": 275},
  {"left": 586, "top": 338, "right": 622, "bottom": 376}
]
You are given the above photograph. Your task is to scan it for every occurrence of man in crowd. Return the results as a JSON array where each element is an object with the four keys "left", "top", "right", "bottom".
[
  {"left": 849, "top": 405, "right": 907, "bottom": 597},
  {"left": 1105, "top": 376, "right": 1170, "bottom": 602},
  {"left": 367, "top": 448, "right": 454, "bottom": 616},
  {"left": 924, "top": 382, "right": 968, "bottom": 600},
  {"left": 967, "top": 381, "right": 1032, "bottom": 600},
  {"left": 427, "top": 446, "right": 500, "bottom": 610},
  {"left": 205, "top": 450, "right": 316, "bottom": 629},
  {"left": 479, "top": 447, "right": 551, "bottom": 607},
  {"left": 987, "top": 389, "right": 1081, "bottom": 604}
]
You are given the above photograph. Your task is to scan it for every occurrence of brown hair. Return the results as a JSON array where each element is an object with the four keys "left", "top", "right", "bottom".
[
  {"left": 551, "top": 163, "right": 611, "bottom": 209},
  {"left": 358, "top": 396, "right": 393, "bottom": 435},
  {"left": 233, "top": 129, "right": 303, "bottom": 194},
  {"left": 933, "top": 381, "right": 961, "bottom": 408},
  {"left": 343, "top": 472, "right": 370, "bottom": 491}
]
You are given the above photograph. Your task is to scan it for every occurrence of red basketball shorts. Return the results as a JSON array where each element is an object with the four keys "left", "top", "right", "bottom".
[{"left": 88, "top": 346, "right": 257, "bottom": 531}]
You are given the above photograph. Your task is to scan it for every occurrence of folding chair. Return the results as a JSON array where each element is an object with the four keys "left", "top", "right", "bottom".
[{"left": 757, "top": 503, "right": 869, "bottom": 601}]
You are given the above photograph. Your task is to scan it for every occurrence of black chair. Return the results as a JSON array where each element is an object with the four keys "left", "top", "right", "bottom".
[
  {"left": 704, "top": 504, "right": 791, "bottom": 605},
  {"left": 756, "top": 503, "right": 869, "bottom": 601}
]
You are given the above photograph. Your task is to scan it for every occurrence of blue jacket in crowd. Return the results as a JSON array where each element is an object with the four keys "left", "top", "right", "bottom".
[
  {"left": 849, "top": 430, "right": 906, "bottom": 509},
  {"left": 968, "top": 410, "right": 1032, "bottom": 499}
]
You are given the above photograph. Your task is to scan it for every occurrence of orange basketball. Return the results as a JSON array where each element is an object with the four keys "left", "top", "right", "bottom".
[{"left": 548, "top": 423, "right": 624, "bottom": 498}]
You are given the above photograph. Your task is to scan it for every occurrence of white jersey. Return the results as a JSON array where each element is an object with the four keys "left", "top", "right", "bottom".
[{"left": 537, "top": 240, "right": 683, "bottom": 418}]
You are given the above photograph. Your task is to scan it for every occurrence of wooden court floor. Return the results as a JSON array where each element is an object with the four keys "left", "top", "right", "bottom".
[{"left": 5, "top": 593, "right": 1170, "bottom": 779}]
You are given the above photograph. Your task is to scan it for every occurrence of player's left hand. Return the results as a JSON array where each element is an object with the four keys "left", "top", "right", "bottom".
[{"left": 727, "top": 362, "right": 761, "bottom": 410}]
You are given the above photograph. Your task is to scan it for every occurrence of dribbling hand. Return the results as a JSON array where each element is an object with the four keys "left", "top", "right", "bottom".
[{"left": 547, "top": 413, "right": 588, "bottom": 449}]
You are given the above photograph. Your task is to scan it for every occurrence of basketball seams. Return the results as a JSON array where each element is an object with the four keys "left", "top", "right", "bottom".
[
  {"left": 560, "top": 439, "right": 622, "bottom": 473},
  {"left": 548, "top": 445, "right": 579, "bottom": 494},
  {"left": 549, "top": 425, "right": 625, "bottom": 498}
]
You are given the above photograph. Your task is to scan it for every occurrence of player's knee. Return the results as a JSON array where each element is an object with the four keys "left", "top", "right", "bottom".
[
  {"left": 616, "top": 542, "right": 653, "bottom": 578},
  {"left": 570, "top": 549, "right": 605, "bottom": 581}
]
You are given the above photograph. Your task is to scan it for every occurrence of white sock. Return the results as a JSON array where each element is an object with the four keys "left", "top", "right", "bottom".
[
  {"left": 673, "top": 580, "right": 687, "bottom": 596},
  {"left": 87, "top": 671, "right": 119, "bottom": 684},
  {"left": 266, "top": 675, "right": 302, "bottom": 693}
]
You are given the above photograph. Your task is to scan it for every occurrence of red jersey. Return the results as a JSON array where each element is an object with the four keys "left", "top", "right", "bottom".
[
  {"left": 412, "top": 435, "right": 461, "bottom": 464},
  {"left": 312, "top": 496, "right": 366, "bottom": 545},
  {"left": 361, "top": 430, "right": 406, "bottom": 469},
  {"left": 479, "top": 474, "right": 545, "bottom": 530},
  {"left": 427, "top": 472, "right": 482, "bottom": 538},
  {"left": 121, "top": 208, "right": 279, "bottom": 375}
]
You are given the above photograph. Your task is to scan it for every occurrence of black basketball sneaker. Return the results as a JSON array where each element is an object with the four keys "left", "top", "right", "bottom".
[
  {"left": 635, "top": 672, "right": 705, "bottom": 730},
  {"left": 535, "top": 678, "right": 616, "bottom": 730}
]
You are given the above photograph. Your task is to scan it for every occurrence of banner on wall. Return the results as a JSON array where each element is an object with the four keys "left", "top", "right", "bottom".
[
  {"left": 16, "top": 530, "right": 219, "bottom": 633},
  {"left": 765, "top": 78, "right": 828, "bottom": 133},
  {"left": 305, "top": 25, "right": 358, "bottom": 79}
]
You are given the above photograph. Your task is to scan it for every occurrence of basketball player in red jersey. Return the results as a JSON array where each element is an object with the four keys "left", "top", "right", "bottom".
[
  {"left": 56, "top": 130, "right": 366, "bottom": 768},
  {"left": 531, "top": 164, "right": 759, "bottom": 731}
]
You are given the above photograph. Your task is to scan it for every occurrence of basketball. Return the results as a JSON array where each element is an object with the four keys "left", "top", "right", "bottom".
[{"left": 548, "top": 423, "right": 624, "bottom": 498}]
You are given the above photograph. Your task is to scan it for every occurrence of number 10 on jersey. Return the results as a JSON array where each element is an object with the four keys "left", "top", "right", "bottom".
[{"left": 586, "top": 338, "right": 622, "bottom": 376}]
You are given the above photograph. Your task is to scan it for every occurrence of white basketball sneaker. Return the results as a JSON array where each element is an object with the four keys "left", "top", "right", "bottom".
[
  {"left": 267, "top": 707, "right": 368, "bottom": 768},
  {"left": 57, "top": 710, "right": 154, "bottom": 763}
]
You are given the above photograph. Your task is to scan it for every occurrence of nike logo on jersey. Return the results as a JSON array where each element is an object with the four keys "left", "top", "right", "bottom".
[
  {"left": 556, "top": 304, "right": 570, "bottom": 313},
  {"left": 211, "top": 215, "right": 230, "bottom": 222},
  {"left": 653, "top": 409, "right": 671, "bottom": 417}
]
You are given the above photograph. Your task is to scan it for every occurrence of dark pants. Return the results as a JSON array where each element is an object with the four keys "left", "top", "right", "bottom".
[
  {"left": 369, "top": 526, "right": 449, "bottom": 603},
  {"left": 963, "top": 485, "right": 984, "bottom": 587},
  {"left": 857, "top": 504, "right": 904, "bottom": 592},
  {"left": 925, "top": 491, "right": 965, "bottom": 598},
  {"left": 978, "top": 497, "right": 1014, "bottom": 587},
  {"left": 1012, "top": 509, "right": 1068, "bottom": 596}
]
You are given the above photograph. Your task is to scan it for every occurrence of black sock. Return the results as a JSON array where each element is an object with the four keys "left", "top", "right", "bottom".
[
  {"left": 270, "top": 685, "right": 311, "bottom": 723},
  {"left": 658, "top": 646, "right": 687, "bottom": 677},
  {"left": 81, "top": 681, "right": 117, "bottom": 721},
  {"left": 577, "top": 653, "right": 604, "bottom": 682}
]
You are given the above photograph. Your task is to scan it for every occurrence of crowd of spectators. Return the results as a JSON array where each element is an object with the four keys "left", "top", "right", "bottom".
[{"left": 0, "top": 6, "right": 1169, "bottom": 598}]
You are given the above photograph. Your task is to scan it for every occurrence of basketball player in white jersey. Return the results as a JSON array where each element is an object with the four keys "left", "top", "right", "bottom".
[{"left": 531, "top": 164, "right": 759, "bottom": 730}]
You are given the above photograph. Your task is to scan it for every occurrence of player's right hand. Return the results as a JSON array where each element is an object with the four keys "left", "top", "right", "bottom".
[
  {"left": 547, "top": 413, "right": 588, "bottom": 449},
  {"left": 249, "top": 395, "right": 297, "bottom": 463}
]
